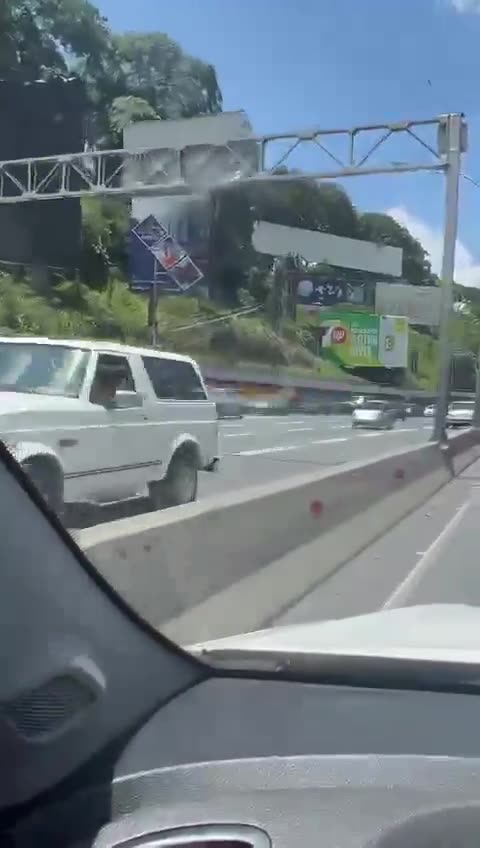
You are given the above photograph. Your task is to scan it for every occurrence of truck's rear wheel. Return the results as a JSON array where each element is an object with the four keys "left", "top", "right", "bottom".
[
  {"left": 149, "top": 449, "right": 198, "bottom": 509},
  {"left": 21, "top": 458, "right": 64, "bottom": 516}
]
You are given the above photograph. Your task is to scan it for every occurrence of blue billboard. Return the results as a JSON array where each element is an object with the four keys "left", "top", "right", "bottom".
[{"left": 129, "top": 213, "right": 204, "bottom": 293}]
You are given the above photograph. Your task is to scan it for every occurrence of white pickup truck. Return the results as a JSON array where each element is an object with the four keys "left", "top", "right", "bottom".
[{"left": 0, "top": 337, "right": 219, "bottom": 513}]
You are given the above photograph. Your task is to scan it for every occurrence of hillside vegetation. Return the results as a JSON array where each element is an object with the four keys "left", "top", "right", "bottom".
[{"left": 0, "top": 275, "right": 370, "bottom": 384}]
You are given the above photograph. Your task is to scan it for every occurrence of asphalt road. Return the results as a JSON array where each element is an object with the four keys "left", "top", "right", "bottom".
[
  {"left": 200, "top": 413, "right": 434, "bottom": 499},
  {"left": 275, "top": 454, "right": 480, "bottom": 627}
]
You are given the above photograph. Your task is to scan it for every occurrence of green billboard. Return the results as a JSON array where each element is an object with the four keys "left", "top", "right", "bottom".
[{"left": 299, "top": 309, "right": 408, "bottom": 368}]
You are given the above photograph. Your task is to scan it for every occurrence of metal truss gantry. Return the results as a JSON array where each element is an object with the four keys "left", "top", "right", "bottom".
[
  {"left": 0, "top": 113, "right": 469, "bottom": 443},
  {"left": 0, "top": 115, "right": 461, "bottom": 203}
]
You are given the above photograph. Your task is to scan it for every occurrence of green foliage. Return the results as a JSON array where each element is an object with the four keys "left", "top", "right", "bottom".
[
  {"left": 112, "top": 32, "right": 222, "bottom": 120},
  {"left": 358, "top": 212, "right": 436, "bottom": 285},
  {"left": 80, "top": 197, "right": 130, "bottom": 284},
  {"left": 108, "top": 95, "right": 158, "bottom": 142},
  {"left": 0, "top": 1, "right": 103, "bottom": 81}
]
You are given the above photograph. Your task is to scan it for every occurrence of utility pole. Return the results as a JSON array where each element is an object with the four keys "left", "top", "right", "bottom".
[
  {"left": 270, "top": 258, "right": 288, "bottom": 334},
  {"left": 433, "top": 114, "right": 465, "bottom": 443}
]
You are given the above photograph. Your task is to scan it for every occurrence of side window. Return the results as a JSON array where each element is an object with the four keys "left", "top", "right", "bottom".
[
  {"left": 142, "top": 357, "right": 206, "bottom": 401},
  {"left": 90, "top": 354, "right": 136, "bottom": 406}
]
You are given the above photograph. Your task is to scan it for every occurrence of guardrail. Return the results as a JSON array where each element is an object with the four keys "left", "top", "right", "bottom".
[
  {"left": 78, "top": 430, "right": 480, "bottom": 645},
  {"left": 202, "top": 362, "right": 475, "bottom": 404}
]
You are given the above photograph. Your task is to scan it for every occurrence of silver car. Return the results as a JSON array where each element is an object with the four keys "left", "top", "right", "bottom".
[
  {"left": 352, "top": 400, "right": 397, "bottom": 430},
  {"left": 446, "top": 400, "right": 474, "bottom": 428}
]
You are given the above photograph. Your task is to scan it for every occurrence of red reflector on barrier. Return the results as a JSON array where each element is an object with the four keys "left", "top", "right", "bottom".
[{"left": 310, "top": 499, "right": 323, "bottom": 517}]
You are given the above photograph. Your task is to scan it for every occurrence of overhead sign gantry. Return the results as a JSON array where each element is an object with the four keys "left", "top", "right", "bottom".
[{"left": 0, "top": 114, "right": 468, "bottom": 440}]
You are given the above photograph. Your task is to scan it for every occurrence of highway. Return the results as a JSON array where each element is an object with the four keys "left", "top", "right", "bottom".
[
  {"left": 72, "top": 413, "right": 435, "bottom": 528},
  {"left": 200, "top": 413, "right": 434, "bottom": 499},
  {"left": 275, "top": 454, "right": 480, "bottom": 627}
]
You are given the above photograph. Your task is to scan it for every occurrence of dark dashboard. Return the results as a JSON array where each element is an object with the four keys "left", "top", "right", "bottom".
[{"left": 10, "top": 675, "right": 480, "bottom": 848}]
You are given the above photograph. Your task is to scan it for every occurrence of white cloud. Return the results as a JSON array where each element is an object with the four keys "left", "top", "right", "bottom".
[
  {"left": 387, "top": 206, "right": 480, "bottom": 288},
  {"left": 449, "top": 0, "right": 480, "bottom": 12}
]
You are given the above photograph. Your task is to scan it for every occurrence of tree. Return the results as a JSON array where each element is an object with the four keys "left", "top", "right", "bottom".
[
  {"left": 358, "top": 212, "right": 436, "bottom": 285},
  {"left": 112, "top": 32, "right": 222, "bottom": 122},
  {"left": 108, "top": 95, "right": 158, "bottom": 145},
  {"left": 80, "top": 196, "right": 130, "bottom": 285},
  {"left": 246, "top": 172, "right": 357, "bottom": 236},
  {"left": 0, "top": 0, "right": 116, "bottom": 83}
]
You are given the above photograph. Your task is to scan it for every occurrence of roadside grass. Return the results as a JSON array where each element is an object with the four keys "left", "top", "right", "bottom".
[{"left": 0, "top": 275, "right": 370, "bottom": 383}]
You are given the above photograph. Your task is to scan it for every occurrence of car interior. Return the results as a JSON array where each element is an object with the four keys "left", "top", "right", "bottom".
[{"left": 4, "top": 439, "right": 480, "bottom": 848}]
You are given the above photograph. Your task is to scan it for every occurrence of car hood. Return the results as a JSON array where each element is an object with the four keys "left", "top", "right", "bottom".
[{"left": 189, "top": 604, "right": 480, "bottom": 664}]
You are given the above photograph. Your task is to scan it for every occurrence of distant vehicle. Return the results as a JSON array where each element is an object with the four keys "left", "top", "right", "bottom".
[
  {"left": 446, "top": 400, "right": 474, "bottom": 428},
  {"left": 424, "top": 404, "right": 436, "bottom": 417},
  {"left": 351, "top": 395, "right": 366, "bottom": 407},
  {"left": 352, "top": 400, "right": 397, "bottom": 430},
  {"left": 209, "top": 387, "right": 243, "bottom": 419}
]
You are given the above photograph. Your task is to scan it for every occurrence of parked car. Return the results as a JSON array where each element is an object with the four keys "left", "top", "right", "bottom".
[
  {"left": 352, "top": 400, "right": 397, "bottom": 430},
  {"left": 446, "top": 400, "right": 475, "bottom": 428},
  {"left": 209, "top": 387, "right": 244, "bottom": 419},
  {"left": 424, "top": 404, "right": 436, "bottom": 417},
  {"left": 0, "top": 337, "right": 219, "bottom": 512}
]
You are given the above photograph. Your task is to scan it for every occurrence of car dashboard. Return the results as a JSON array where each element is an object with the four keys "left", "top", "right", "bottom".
[{"left": 10, "top": 674, "right": 480, "bottom": 848}]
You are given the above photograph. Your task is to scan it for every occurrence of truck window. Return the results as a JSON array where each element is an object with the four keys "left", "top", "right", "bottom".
[
  {"left": 90, "top": 354, "right": 136, "bottom": 406},
  {"left": 142, "top": 357, "right": 207, "bottom": 401}
]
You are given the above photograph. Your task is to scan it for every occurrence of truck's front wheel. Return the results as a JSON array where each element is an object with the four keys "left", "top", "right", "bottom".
[
  {"left": 149, "top": 449, "right": 199, "bottom": 509},
  {"left": 21, "top": 458, "right": 64, "bottom": 516}
]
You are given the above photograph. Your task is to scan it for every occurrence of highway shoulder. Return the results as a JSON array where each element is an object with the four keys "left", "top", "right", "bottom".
[{"left": 273, "top": 460, "right": 480, "bottom": 627}]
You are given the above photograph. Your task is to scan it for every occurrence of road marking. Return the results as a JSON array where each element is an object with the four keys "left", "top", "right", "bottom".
[
  {"left": 221, "top": 422, "right": 246, "bottom": 428},
  {"left": 235, "top": 444, "right": 302, "bottom": 456},
  {"left": 222, "top": 432, "right": 253, "bottom": 438},
  {"left": 287, "top": 427, "right": 314, "bottom": 433},
  {"left": 311, "top": 437, "right": 348, "bottom": 445},
  {"left": 383, "top": 499, "right": 470, "bottom": 609},
  {"left": 243, "top": 416, "right": 305, "bottom": 423},
  {"left": 360, "top": 432, "right": 382, "bottom": 437}
]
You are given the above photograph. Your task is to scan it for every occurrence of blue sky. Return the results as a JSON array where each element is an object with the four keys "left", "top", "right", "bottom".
[{"left": 96, "top": 0, "right": 480, "bottom": 286}]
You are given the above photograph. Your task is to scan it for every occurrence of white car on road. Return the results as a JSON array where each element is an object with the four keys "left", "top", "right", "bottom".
[
  {"left": 446, "top": 400, "right": 474, "bottom": 429},
  {"left": 0, "top": 337, "right": 219, "bottom": 513}
]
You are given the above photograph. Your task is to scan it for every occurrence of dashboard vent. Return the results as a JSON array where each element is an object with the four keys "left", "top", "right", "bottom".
[
  {"left": 1, "top": 673, "right": 96, "bottom": 740},
  {"left": 111, "top": 824, "right": 271, "bottom": 848}
]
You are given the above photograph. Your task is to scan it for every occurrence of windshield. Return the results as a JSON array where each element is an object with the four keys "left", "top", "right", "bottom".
[
  {"left": 449, "top": 402, "right": 474, "bottom": 410},
  {"left": 0, "top": 343, "right": 90, "bottom": 397},
  {"left": 361, "top": 401, "right": 386, "bottom": 410},
  {"left": 3, "top": 0, "right": 480, "bottom": 670}
]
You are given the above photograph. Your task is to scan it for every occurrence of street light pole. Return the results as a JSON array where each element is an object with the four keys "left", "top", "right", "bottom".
[{"left": 432, "top": 115, "right": 464, "bottom": 443}]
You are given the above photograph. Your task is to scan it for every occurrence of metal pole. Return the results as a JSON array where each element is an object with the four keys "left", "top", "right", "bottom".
[
  {"left": 432, "top": 115, "right": 463, "bottom": 443},
  {"left": 148, "top": 284, "right": 159, "bottom": 346}
]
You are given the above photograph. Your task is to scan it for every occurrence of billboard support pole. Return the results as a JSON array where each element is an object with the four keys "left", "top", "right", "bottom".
[
  {"left": 432, "top": 115, "right": 463, "bottom": 443},
  {"left": 148, "top": 284, "right": 159, "bottom": 346}
]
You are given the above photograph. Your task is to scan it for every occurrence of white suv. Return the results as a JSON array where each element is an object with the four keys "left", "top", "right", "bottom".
[{"left": 0, "top": 337, "right": 219, "bottom": 512}]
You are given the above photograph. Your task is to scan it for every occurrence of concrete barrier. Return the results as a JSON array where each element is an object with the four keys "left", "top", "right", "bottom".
[{"left": 78, "top": 430, "right": 480, "bottom": 644}]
